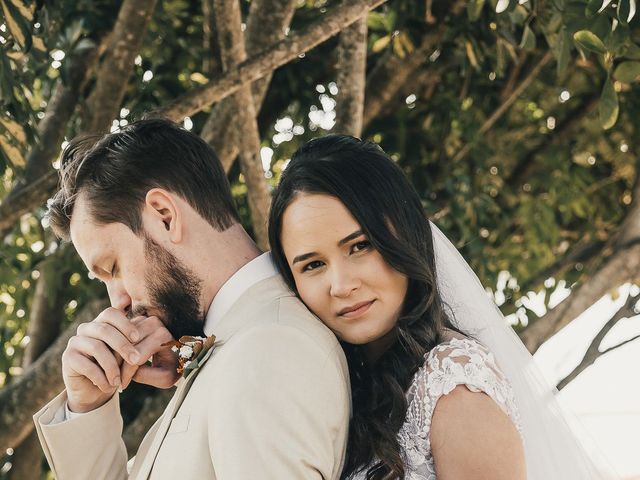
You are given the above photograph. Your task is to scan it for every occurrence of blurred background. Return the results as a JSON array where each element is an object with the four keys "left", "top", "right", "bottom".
[{"left": 0, "top": 0, "right": 638, "bottom": 478}]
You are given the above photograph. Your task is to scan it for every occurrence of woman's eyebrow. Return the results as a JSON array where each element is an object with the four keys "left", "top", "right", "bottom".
[
  {"left": 292, "top": 230, "right": 364, "bottom": 265},
  {"left": 338, "top": 230, "right": 364, "bottom": 246},
  {"left": 292, "top": 252, "right": 317, "bottom": 265}
]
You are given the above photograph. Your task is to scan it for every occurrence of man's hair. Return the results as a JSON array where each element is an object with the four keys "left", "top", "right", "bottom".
[{"left": 48, "top": 118, "right": 240, "bottom": 240}]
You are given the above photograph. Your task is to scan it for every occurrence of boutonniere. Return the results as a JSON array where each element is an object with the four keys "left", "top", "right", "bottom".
[{"left": 162, "top": 334, "right": 217, "bottom": 378}]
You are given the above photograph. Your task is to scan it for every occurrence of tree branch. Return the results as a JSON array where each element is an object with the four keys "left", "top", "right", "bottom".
[
  {"left": 451, "top": 51, "right": 554, "bottom": 164},
  {"left": 360, "top": 0, "right": 467, "bottom": 130},
  {"left": 499, "top": 51, "right": 527, "bottom": 101},
  {"left": 0, "top": 46, "right": 100, "bottom": 238},
  {"left": 213, "top": 0, "right": 271, "bottom": 249},
  {"left": 521, "top": 238, "right": 604, "bottom": 291},
  {"left": 556, "top": 292, "right": 639, "bottom": 390},
  {"left": 506, "top": 92, "right": 599, "bottom": 186},
  {"left": 0, "top": 299, "right": 108, "bottom": 453},
  {"left": 0, "top": 170, "right": 59, "bottom": 236},
  {"left": 333, "top": 17, "right": 368, "bottom": 137},
  {"left": 601, "top": 333, "right": 640, "bottom": 355},
  {"left": 362, "top": 27, "right": 444, "bottom": 130},
  {"left": 521, "top": 162, "right": 640, "bottom": 353},
  {"left": 154, "top": 0, "right": 388, "bottom": 122},
  {"left": 83, "top": 0, "right": 157, "bottom": 134}
]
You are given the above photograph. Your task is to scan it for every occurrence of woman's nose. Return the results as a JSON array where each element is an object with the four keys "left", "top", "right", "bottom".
[{"left": 329, "top": 265, "right": 361, "bottom": 298}]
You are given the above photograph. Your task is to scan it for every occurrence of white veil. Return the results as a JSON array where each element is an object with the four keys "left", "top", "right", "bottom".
[{"left": 430, "top": 221, "right": 616, "bottom": 479}]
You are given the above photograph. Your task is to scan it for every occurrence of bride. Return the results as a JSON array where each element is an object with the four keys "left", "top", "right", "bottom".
[{"left": 267, "top": 134, "right": 609, "bottom": 479}]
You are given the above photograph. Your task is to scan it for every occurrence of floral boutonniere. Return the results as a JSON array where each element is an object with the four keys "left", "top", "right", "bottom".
[{"left": 162, "top": 334, "right": 217, "bottom": 378}]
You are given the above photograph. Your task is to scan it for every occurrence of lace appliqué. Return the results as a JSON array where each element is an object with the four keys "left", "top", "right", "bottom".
[{"left": 350, "top": 337, "right": 522, "bottom": 480}]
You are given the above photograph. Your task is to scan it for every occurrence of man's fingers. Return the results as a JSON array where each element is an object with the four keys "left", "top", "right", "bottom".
[
  {"left": 68, "top": 336, "right": 121, "bottom": 387},
  {"left": 130, "top": 316, "right": 169, "bottom": 341},
  {"left": 119, "top": 317, "right": 173, "bottom": 389},
  {"left": 77, "top": 321, "right": 140, "bottom": 365},
  {"left": 65, "top": 350, "right": 115, "bottom": 394},
  {"left": 129, "top": 321, "right": 174, "bottom": 365},
  {"left": 133, "top": 364, "right": 179, "bottom": 389},
  {"left": 119, "top": 362, "right": 139, "bottom": 390},
  {"left": 95, "top": 307, "right": 142, "bottom": 343}
]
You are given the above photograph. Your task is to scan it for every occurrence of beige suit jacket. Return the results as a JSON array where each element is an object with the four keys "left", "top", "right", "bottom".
[{"left": 34, "top": 276, "right": 351, "bottom": 479}]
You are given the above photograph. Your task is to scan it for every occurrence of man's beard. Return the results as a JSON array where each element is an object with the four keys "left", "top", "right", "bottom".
[{"left": 135, "top": 234, "right": 206, "bottom": 339}]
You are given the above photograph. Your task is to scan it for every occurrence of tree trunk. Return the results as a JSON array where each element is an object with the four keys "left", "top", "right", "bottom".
[
  {"left": 333, "top": 17, "right": 368, "bottom": 137},
  {"left": 213, "top": 0, "right": 271, "bottom": 249},
  {"left": 83, "top": 0, "right": 157, "bottom": 134},
  {"left": 200, "top": 0, "right": 298, "bottom": 173},
  {"left": 7, "top": 261, "right": 65, "bottom": 480},
  {"left": 5, "top": 431, "right": 42, "bottom": 480},
  {"left": 0, "top": 299, "right": 108, "bottom": 453},
  {"left": 6, "top": 260, "right": 67, "bottom": 480},
  {"left": 156, "top": 0, "right": 388, "bottom": 122},
  {"left": 23, "top": 263, "right": 67, "bottom": 368},
  {"left": 202, "top": 0, "right": 222, "bottom": 77}
]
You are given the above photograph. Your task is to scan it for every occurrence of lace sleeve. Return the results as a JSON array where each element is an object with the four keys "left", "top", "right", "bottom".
[
  {"left": 399, "top": 337, "right": 523, "bottom": 476},
  {"left": 411, "top": 337, "right": 521, "bottom": 428}
]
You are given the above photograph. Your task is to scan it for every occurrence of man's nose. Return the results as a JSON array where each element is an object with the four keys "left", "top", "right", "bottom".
[
  {"left": 106, "top": 281, "right": 132, "bottom": 314},
  {"left": 329, "top": 265, "right": 360, "bottom": 298}
]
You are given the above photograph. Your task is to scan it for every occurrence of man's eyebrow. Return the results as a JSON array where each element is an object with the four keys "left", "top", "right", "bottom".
[
  {"left": 292, "top": 252, "right": 317, "bottom": 265},
  {"left": 338, "top": 229, "right": 364, "bottom": 246}
]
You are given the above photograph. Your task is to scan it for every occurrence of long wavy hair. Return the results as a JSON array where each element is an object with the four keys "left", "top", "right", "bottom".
[{"left": 268, "top": 135, "right": 463, "bottom": 479}]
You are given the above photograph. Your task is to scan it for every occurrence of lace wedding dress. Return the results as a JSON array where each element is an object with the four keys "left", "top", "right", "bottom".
[{"left": 350, "top": 337, "right": 522, "bottom": 480}]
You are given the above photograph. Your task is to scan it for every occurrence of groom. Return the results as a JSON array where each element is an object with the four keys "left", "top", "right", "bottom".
[{"left": 33, "top": 119, "right": 350, "bottom": 479}]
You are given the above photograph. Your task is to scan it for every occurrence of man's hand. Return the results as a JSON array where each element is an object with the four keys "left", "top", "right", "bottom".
[
  {"left": 62, "top": 308, "right": 177, "bottom": 413},
  {"left": 63, "top": 308, "right": 140, "bottom": 413},
  {"left": 120, "top": 315, "right": 180, "bottom": 389}
]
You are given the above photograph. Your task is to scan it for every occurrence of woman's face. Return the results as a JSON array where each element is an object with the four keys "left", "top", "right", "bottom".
[{"left": 280, "top": 193, "right": 408, "bottom": 346}]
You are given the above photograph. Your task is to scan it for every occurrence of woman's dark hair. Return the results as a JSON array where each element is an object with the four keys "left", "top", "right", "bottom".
[
  {"left": 47, "top": 118, "right": 239, "bottom": 240},
  {"left": 268, "top": 135, "right": 462, "bottom": 479}
]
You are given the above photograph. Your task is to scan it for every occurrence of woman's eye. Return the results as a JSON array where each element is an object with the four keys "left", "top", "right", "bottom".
[
  {"left": 352, "top": 240, "right": 371, "bottom": 253},
  {"left": 302, "top": 260, "right": 324, "bottom": 272}
]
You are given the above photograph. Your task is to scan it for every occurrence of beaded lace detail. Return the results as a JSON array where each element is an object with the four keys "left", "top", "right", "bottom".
[{"left": 350, "top": 337, "right": 522, "bottom": 480}]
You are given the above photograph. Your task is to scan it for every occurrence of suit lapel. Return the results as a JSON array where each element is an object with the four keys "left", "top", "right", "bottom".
[{"left": 132, "top": 347, "right": 217, "bottom": 480}]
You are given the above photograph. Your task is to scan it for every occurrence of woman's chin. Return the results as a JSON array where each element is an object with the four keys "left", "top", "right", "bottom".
[{"left": 333, "top": 329, "right": 384, "bottom": 346}]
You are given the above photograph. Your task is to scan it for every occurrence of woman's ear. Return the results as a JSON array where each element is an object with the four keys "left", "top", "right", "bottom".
[{"left": 144, "top": 188, "right": 183, "bottom": 243}]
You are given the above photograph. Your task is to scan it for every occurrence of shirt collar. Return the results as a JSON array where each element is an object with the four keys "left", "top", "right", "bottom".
[{"left": 203, "top": 252, "right": 278, "bottom": 336}]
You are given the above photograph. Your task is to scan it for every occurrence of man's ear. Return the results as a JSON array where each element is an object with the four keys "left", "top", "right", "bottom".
[{"left": 144, "top": 188, "right": 183, "bottom": 243}]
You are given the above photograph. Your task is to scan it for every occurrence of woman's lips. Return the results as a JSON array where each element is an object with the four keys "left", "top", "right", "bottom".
[{"left": 338, "top": 300, "right": 375, "bottom": 319}]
